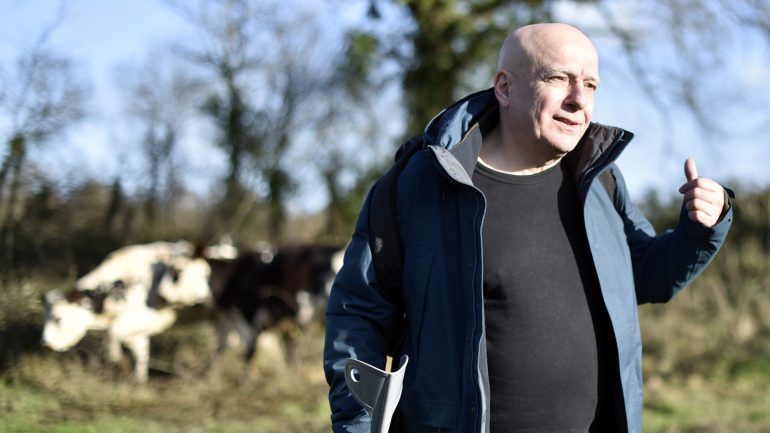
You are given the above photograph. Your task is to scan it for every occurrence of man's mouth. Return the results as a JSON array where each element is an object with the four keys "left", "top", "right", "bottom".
[{"left": 554, "top": 115, "right": 580, "bottom": 126}]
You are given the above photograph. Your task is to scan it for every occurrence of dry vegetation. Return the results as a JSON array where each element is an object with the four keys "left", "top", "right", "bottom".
[
  {"left": 0, "top": 280, "right": 332, "bottom": 433},
  {"left": 637, "top": 187, "right": 770, "bottom": 432},
  {"left": 1, "top": 187, "right": 770, "bottom": 433}
]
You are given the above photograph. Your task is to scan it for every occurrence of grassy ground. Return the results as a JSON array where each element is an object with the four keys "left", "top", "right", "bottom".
[
  {"left": 0, "top": 321, "right": 332, "bottom": 433},
  {"left": 2, "top": 275, "right": 770, "bottom": 433},
  {"left": 2, "top": 323, "right": 769, "bottom": 433},
  {"left": 643, "top": 373, "right": 770, "bottom": 433}
]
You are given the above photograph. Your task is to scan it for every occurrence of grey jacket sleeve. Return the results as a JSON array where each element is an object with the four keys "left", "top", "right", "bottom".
[{"left": 610, "top": 165, "right": 733, "bottom": 304}]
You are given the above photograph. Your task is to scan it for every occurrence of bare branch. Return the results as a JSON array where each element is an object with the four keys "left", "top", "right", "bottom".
[{"left": 597, "top": 3, "right": 678, "bottom": 155}]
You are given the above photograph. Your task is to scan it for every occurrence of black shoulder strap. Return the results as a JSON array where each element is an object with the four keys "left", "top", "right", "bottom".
[
  {"left": 598, "top": 169, "right": 622, "bottom": 211},
  {"left": 368, "top": 135, "right": 423, "bottom": 356}
]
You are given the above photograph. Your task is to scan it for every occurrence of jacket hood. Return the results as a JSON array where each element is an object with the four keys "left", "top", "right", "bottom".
[{"left": 422, "top": 88, "right": 634, "bottom": 188}]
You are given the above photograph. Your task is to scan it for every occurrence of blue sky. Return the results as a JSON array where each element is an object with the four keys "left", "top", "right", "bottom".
[
  {"left": 0, "top": 0, "right": 224, "bottom": 196},
  {"left": 2, "top": 0, "right": 769, "bottom": 212},
  {"left": 554, "top": 1, "right": 770, "bottom": 200}
]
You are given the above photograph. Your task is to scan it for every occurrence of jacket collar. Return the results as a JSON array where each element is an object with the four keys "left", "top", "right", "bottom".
[{"left": 423, "top": 88, "right": 634, "bottom": 187}]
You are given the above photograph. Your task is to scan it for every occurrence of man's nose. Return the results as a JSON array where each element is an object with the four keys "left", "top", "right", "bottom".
[{"left": 565, "top": 84, "right": 588, "bottom": 110}]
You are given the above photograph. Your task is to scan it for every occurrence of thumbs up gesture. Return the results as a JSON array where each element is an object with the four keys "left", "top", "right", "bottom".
[{"left": 678, "top": 159, "right": 726, "bottom": 227}]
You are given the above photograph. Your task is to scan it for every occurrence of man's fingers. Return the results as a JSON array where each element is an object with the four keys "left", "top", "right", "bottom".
[
  {"left": 678, "top": 160, "right": 725, "bottom": 227},
  {"left": 683, "top": 185, "right": 722, "bottom": 201},
  {"left": 685, "top": 198, "right": 720, "bottom": 217},
  {"left": 687, "top": 210, "right": 715, "bottom": 226},
  {"left": 679, "top": 177, "right": 722, "bottom": 194},
  {"left": 683, "top": 186, "right": 725, "bottom": 227},
  {"left": 684, "top": 158, "right": 698, "bottom": 182}
]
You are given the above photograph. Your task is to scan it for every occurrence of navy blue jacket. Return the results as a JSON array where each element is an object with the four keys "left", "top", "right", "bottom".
[{"left": 324, "top": 89, "right": 732, "bottom": 433}]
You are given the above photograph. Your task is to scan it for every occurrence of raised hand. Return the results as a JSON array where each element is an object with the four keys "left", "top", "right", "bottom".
[{"left": 678, "top": 158, "right": 725, "bottom": 227}]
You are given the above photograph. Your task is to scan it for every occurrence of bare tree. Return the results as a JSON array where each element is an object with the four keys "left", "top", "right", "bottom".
[
  {"left": 355, "top": 0, "right": 770, "bottom": 154},
  {"left": 361, "top": 0, "right": 551, "bottom": 134},
  {"left": 165, "top": 0, "right": 275, "bottom": 239},
  {"left": 167, "top": 0, "right": 356, "bottom": 242},
  {"left": 120, "top": 50, "right": 203, "bottom": 236},
  {"left": 0, "top": 48, "right": 88, "bottom": 281}
]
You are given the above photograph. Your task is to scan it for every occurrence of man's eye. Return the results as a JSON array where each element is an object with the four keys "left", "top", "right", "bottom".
[{"left": 548, "top": 75, "right": 567, "bottom": 82}]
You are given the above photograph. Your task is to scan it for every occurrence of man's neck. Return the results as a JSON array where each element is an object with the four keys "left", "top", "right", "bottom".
[
  {"left": 477, "top": 154, "right": 560, "bottom": 175},
  {"left": 479, "top": 125, "right": 563, "bottom": 175}
]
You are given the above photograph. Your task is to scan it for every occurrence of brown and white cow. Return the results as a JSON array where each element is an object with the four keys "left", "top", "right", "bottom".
[{"left": 206, "top": 243, "right": 345, "bottom": 372}]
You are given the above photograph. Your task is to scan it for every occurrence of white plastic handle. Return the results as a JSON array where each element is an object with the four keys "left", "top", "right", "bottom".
[{"left": 344, "top": 355, "right": 409, "bottom": 433}]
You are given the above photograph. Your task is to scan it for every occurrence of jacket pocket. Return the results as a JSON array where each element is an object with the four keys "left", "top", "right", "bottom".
[{"left": 400, "top": 399, "right": 459, "bottom": 432}]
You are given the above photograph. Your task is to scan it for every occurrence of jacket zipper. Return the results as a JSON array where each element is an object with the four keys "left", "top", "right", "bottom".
[{"left": 470, "top": 184, "right": 485, "bottom": 433}]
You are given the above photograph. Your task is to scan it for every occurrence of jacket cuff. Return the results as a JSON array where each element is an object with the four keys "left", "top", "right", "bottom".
[
  {"left": 715, "top": 186, "right": 735, "bottom": 225},
  {"left": 681, "top": 198, "right": 733, "bottom": 242}
]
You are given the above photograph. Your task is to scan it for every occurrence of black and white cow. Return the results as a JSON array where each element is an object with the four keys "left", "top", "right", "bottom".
[
  {"left": 42, "top": 241, "right": 217, "bottom": 382},
  {"left": 75, "top": 241, "right": 193, "bottom": 291},
  {"left": 42, "top": 282, "right": 179, "bottom": 382}
]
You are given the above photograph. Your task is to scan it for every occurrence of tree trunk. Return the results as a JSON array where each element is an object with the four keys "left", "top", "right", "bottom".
[{"left": 1, "top": 149, "right": 25, "bottom": 285}]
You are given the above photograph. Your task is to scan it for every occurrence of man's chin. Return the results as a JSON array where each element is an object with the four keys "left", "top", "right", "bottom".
[{"left": 543, "top": 136, "right": 581, "bottom": 155}]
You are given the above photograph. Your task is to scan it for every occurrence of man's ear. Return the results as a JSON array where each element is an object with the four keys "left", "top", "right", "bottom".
[{"left": 494, "top": 70, "right": 511, "bottom": 108}]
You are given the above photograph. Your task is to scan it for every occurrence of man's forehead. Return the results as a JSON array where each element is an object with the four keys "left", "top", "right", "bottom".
[
  {"left": 534, "top": 63, "right": 600, "bottom": 81},
  {"left": 518, "top": 23, "right": 596, "bottom": 54},
  {"left": 528, "top": 40, "right": 599, "bottom": 74},
  {"left": 502, "top": 23, "right": 599, "bottom": 75}
]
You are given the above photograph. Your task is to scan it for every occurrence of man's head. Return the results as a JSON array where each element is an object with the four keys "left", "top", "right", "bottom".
[{"left": 494, "top": 23, "right": 599, "bottom": 157}]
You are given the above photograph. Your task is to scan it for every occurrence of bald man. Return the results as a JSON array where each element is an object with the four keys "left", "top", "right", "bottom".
[{"left": 324, "top": 23, "right": 732, "bottom": 433}]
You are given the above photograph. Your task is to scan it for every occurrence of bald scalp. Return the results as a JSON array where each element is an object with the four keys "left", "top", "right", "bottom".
[{"left": 497, "top": 23, "right": 597, "bottom": 78}]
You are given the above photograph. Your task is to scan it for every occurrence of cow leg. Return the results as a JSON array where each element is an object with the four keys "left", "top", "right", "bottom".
[
  {"left": 107, "top": 331, "right": 122, "bottom": 363},
  {"left": 239, "top": 312, "right": 259, "bottom": 374},
  {"left": 295, "top": 290, "right": 315, "bottom": 326},
  {"left": 244, "top": 307, "right": 291, "bottom": 378},
  {"left": 280, "top": 320, "right": 300, "bottom": 367},
  {"left": 124, "top": 334, "right": 150, "bottom": 383},
  {"left": 206, "top": 309, "right": 237, "bottom": 376},
  {"left": 106, "top": 329, "right": 128, "bottom": 380}
]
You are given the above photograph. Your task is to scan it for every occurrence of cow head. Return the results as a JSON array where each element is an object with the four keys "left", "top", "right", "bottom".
[
  {"left": 148, "top": 257, "right": 212, "bottom": 307},
  {"left": 41, "top": 289, "right": 109, "bottom": 351}
]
